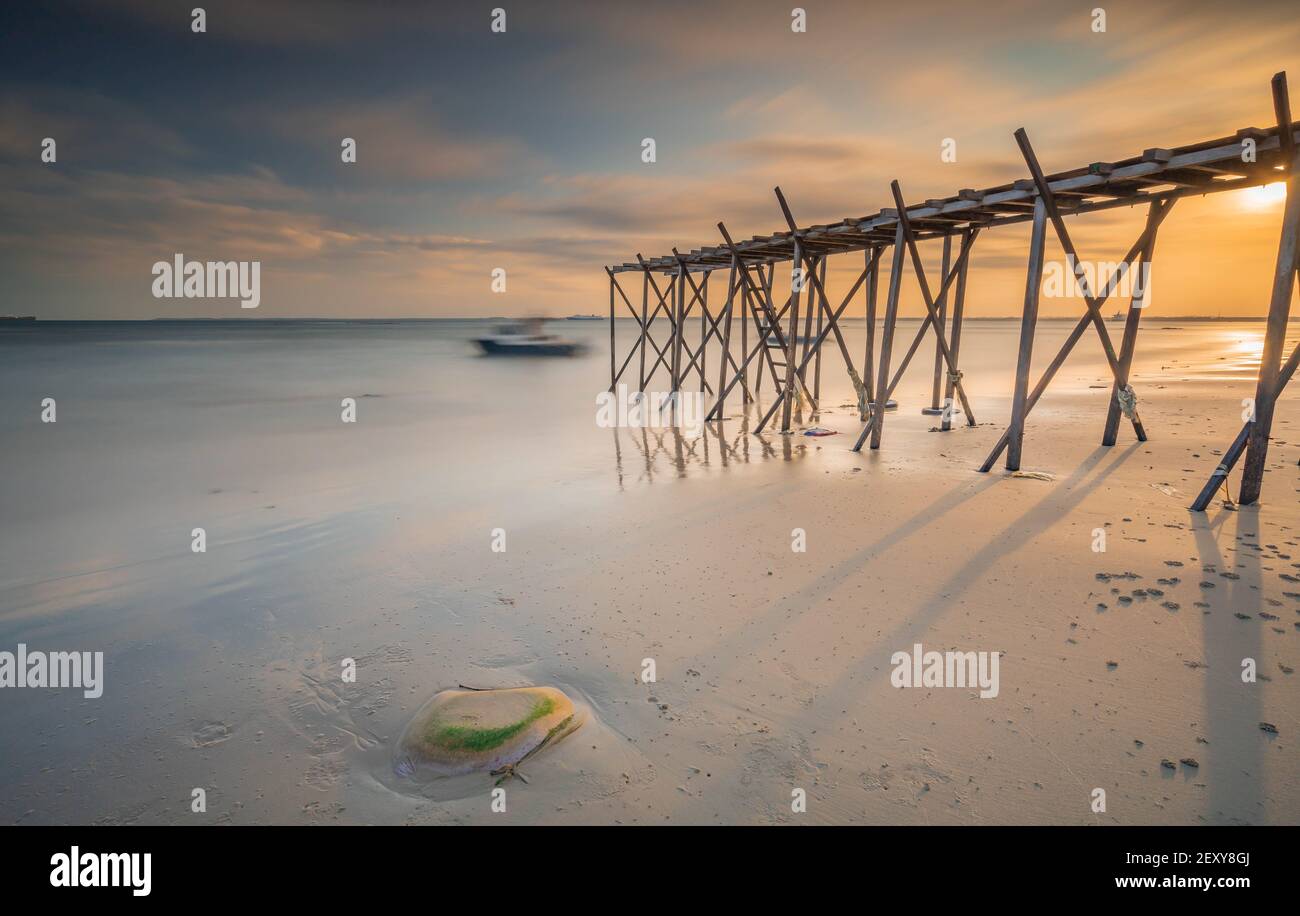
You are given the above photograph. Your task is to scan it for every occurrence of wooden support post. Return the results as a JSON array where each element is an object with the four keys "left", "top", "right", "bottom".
[
  {"left": 1006, "top": 197, "right": 1049, "bottom": 471},
  {"left": 609, "top": 270, "right": 616, "bottom": 389},
  {"left": 855, "top": 226, "right": 906, "bottom": 451},
  {"left": 635, "top": 255, "right": 677, "bottom": 389},
  {"left": 881, "top": 181, "right": 979, "bottom": 425},
  {"left": 1192, "top": 424, "right": 1252, "bottom": 511},
  {"left": 878, "top": 228, "right": 981, "bottom": 407},
  {"left": 672, "top": 259, "right": 743, "bottom": 400},
  {"left": 942, "top": 229, "right": 972, "bottom": 432},
  {"left": 780, "top": 239, "right": 803, "bottom": 432},
  {"left": 1192, "top": 332, "right": 1300, "bottom": 509},
  {"left": 978, "top": 199, "right": 1175, "bottom": 471},
  {"left": 700, "top": 269, "right": 709, "bottom": 388},
  {"left": 1014, "top": 127, "right": 1143, "bottom": 442},
  {"left": 606, "top": 268, "right": 660, "bottom": 393},
  {"left": 814, "top": 258, "right": 826, "bottom": 401},
  {"left": 741, "top": 268, "right": 751, "bottom": 402},
  {"left": 864, "top": 245, "right": 879, "bottom": 405},
  {"left": 1102, "top": 201, "right": 1164, "bottom": 446},
  {"left": 753, "top": 253, "right": 876, "bottom": 434},
  {"left": 754, "top": 266, "right": 767, "bottom": 395},
  {"left": 771, "top": 187, "right": 865, "bottom": 419},
  {"left": 929, "top": 234, "right": 952, "bottom": 411},
  {"left": 1239, "top": 72, "right": 1300, "bottom": 505},
  {"left": 671, "top": 262, "right": 685, "bottom": 411},
  {"left": 715, "top": 256, "right": 739, "bottom": 419},
  {"left": 709, "top": 225, "right": 813, "bottom": 423},
  {"left": 799, "top": 256, "right": 817, "bottom": 381},
  {"left": 639, "top": 270, "right": 649, "bottom": 389},
  {"left": 659, "top": 253, "right": 724, "bottom": 401}
]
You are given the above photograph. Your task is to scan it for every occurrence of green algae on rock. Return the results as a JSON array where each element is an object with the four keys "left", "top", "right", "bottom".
[{"left": 395, "top": 686, "right": 583, "bottom": 779}]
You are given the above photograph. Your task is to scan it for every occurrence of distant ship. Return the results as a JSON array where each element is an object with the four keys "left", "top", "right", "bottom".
[
  {"left": 565, "top": 314, "right": 604, "bottom": 320},
  {"left": 0, "top": 315, "right": 36, "bottom": 323}
]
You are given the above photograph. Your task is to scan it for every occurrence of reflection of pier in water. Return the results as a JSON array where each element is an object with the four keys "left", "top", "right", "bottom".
[{"left": 610, "top": 396, "right": 826, "bottom": 486}]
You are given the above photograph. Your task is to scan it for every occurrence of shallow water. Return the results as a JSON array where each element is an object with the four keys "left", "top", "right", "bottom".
[{"left": 0, "top": 317, "right": 1288, "bottom": 824}]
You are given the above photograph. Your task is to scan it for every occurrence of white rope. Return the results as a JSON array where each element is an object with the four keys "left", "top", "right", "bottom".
[
  {"left": 1117, "top": 384, "right": 1138, "bottom": 419},
  {"left": 847, "top": 367, "right": 870, "bottom": 420}
]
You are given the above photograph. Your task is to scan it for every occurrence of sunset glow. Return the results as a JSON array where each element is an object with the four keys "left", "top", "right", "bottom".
[{"left": 1241, "top": 182, "right": 1288, "bottom": 209}]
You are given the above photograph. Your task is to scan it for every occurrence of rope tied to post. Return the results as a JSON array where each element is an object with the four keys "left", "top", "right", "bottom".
[
  {"left": 847, "top": 367, "right": 870, "bottom": 420},
  {"left": 1117, "top": 384, "right": 1138, "bottom": 419},
  {"left": 948, "top": 369, "right": 964, "bottom": 385}
]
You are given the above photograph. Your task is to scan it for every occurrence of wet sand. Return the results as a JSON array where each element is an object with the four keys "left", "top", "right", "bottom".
[{"left": 0, "top": 318, "right": 1296, "bottom": 824}]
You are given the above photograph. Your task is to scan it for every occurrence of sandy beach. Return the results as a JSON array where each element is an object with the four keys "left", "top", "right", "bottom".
[{"left": 1, "top": 317, "right": 1295, "bottom": 825}]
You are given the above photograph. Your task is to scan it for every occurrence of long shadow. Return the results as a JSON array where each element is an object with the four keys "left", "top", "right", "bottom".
[
  {"left": 817, "top": 442, "right": 1140, "bottom": 698},
  {"left": 660, "top": 441, "right": 1143, "bottom": 821},
  {"left": 1190, "top": 507, "right": 1264, "bottom": 824},
  {"left": 679, "top": 453, "right": 1003, "bottom": 673}
]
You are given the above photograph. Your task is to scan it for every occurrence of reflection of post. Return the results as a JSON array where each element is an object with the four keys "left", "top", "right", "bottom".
[
  {"left": 1006, "top": 197, "right": 1048, "bottom": 471},
  {"left": 611, "top": 426, "right": 624, "bottom": 489},
  {"left": 942, "top": 229, "right": 972, "bottom": 432}
]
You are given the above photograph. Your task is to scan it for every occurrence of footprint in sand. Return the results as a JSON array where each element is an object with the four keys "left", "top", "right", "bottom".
[{"left": 189, "top": 721, "right": 232, "bottom": 748}]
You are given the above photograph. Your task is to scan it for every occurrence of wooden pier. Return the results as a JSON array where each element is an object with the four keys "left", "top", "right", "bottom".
[{"left": 606, "top": 73, "right": 1300, "bottom": 510}]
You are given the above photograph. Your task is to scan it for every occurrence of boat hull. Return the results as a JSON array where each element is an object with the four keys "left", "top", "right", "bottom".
[{"left": 474, "top": 338, "right": 583, "bottom": 357}]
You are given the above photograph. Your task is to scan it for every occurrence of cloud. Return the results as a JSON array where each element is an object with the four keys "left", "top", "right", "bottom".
[
  {"left": 244, "top": 93, "right": 534, "bottom": 185},
  {"left": 5, "top": 0, "right": 1300, "bottom": 317},
  {"left": 0, "top": 88, "right": 193, "bottom": 165}
]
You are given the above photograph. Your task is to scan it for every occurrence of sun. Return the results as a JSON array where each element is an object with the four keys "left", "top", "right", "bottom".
[{"left": 1241, "top": 182, "right": 1288, "bottom": 209}]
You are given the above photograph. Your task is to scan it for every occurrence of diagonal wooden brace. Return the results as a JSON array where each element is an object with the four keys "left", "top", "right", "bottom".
[
  {"left": 881, "top": 228, "right": 981, "bottom": 403},
  {"left": 1014, "top": 128, "right": 1143, "bottom": 439},
  {"left": 888, "top": 180, "right": 978, "bottom": 425},
  {"left": 977, "top": 197, "right": 1176, "bottom": 471}
]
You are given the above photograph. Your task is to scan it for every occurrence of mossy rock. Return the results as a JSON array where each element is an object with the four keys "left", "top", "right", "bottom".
[{"left": 395, "top": 686, "right": 582, "bottom": 777}]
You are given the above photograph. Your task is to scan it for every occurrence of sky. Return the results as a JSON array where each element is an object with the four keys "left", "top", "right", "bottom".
[{"left": 1, "top": 0, "right": 1299, "bottom": 319}]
